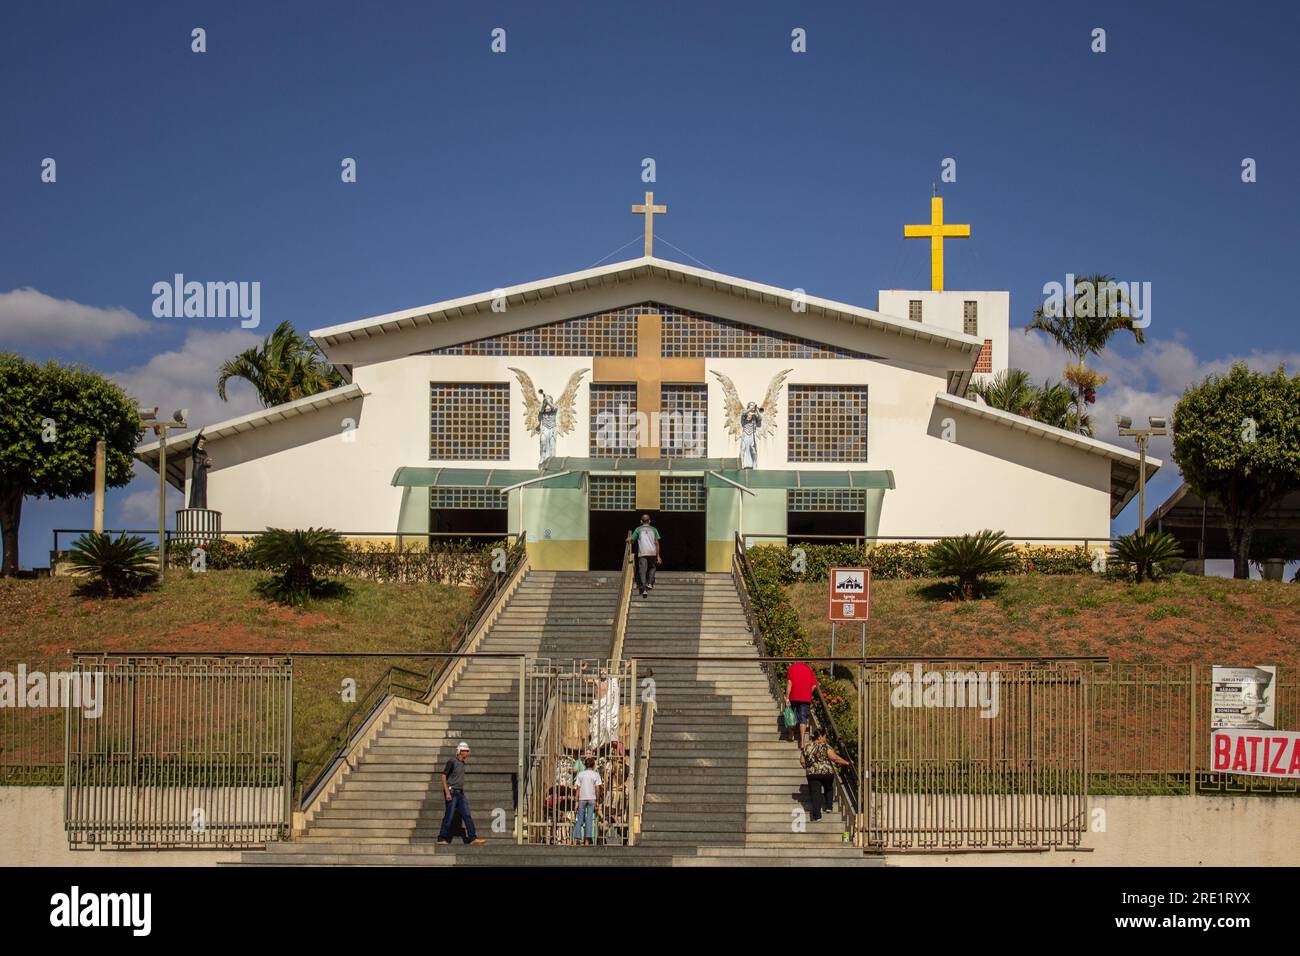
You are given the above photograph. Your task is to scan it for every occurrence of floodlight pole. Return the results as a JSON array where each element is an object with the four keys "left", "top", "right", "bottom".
[
  {"left": 1117, "top": 419, "right": 1168, "bottom": 535},
  {"left": 139, "top": 411, "right": 187, "bottom": 582}
]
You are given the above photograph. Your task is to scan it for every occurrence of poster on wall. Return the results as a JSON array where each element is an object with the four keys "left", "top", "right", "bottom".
[{"left": 1210, "top": 665, "right": 1277, "bottom": 729}]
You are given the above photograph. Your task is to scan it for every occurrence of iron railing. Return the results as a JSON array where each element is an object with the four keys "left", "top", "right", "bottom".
[
  {"left": 609, "top": 535, "right": 635, "bottom": 662},
  {"left": 0, "top": 659, "right": 67, "bottom": 785},
  {"left": 733, "top": 531, "right": 861, "bottom": 815},
  {"left": 65, "top": 654, "right": 293, "bottom": 847},
  {"left": 520, "top": 659, "right": 638, "bottom": 846},
  {"left": 294, "top": 529, "right": 528, "bottom": 808}
]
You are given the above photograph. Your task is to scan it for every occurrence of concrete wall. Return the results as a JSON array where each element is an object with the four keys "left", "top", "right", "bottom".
[
  {"left": 195, "top": 287, "right": 1115, "bottom": 547},
  {"left": 877, "top": 289, "right": 1009, "bottom": 388},
  {"left": 0, "top": 788, "right": 241, "bottom": 866},
  {"left": 885, "top": 795, "right": 1300, "bottom": 867}
]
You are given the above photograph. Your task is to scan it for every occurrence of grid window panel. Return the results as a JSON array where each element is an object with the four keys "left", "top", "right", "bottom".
[
  {"left": 660, "top": 476, "right": 705, "bottom": 512},
  {"left": 909, "top": 300, "right": 923, "bottom": 322},
  {"left": 660, "top": 383, "right": 708, "bottom": 458},
  {"left": 787, "top": 489, "right": 866, "bottom": 512},
  {"left": 589, "top": 383, "right": 638, "bottom": 458},
  {"left": 426, "top": 307, "right": 638, "bottom": 357},
  {"left": 429, "top": 383, "right": 510, "bottom": 460},
  {"left": 659, "top": 304, "right": 871, "bottom": 359},
  {"left": 787, "top": 384, "right": 868, "bottom": 463},
  {"left": 430, "top": 487, "right": 508, "bottom": 510},
  {"left": 963, "top": 301, "right": 978, "bottom": 336},
  {"left": 588, "top": 475, "right": 636, "bottom": 511}
]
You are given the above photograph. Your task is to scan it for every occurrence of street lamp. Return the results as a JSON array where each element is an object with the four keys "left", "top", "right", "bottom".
[
  {"left": 1116, "top": 415, "right": 1167, "bottom": 534},
  {"left": 139, "top": 407, "right": 188, "bottom": 581}
]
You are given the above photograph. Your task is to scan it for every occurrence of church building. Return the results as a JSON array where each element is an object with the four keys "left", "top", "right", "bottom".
[{"left": 137, "top": 195, "right": 1158, "bottom": 571}]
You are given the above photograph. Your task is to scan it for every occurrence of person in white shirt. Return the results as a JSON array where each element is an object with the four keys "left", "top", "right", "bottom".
[
  {"left": 630, "top": 514, "right": 662, "bottom": 598},
  {"left": 572, "top": 756, "right": 604, "bottom": 845}
]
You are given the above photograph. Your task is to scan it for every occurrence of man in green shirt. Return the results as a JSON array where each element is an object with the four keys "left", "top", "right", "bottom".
[{"left": 630, "top": 514, "right": 662, "bottom": 598}]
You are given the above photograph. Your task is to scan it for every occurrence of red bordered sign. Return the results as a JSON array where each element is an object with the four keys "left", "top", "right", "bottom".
[{"left": 828, "top": 567, "right": 870, "bottom": 622}]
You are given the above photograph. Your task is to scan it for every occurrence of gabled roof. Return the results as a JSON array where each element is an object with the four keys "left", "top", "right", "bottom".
[
  {"left": 309, "top": 256, "right": 985, "bottom": 371},
  {"left": 135, "top": 383, "right": 365, "bottom": 489},
  {"left": 934, "top": 393, "right": 1161, "bottom": 517}
]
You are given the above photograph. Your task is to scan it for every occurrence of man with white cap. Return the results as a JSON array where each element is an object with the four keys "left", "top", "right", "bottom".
[{"left": 436, "top": 741, "right": 487, "bottom": 845}]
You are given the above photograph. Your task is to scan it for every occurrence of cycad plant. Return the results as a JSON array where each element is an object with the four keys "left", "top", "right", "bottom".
[
  {"left": 927, "top": 530, "right": 1018, "bottom": 599},
  {"left": 1110, "top": 531, "right": 1183, "bottom": 583},
  {"left": 248, "top": 527, "right": 349, "bottom": 604},
  {"left": 65, "top": 532, "right": 158, "bottom": 597}
]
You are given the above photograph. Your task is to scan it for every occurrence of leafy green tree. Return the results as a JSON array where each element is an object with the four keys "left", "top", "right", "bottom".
[
  {"left": 217, "top": 321, "right": 342, "bottom": 408},
  {"left": 1026, "top": 273, "right": 1145, "bottom": 434},
  {"left": 0, "top": 355, "right": 142, "bottom": 576},
  {"left": 1171, "top": 363, "right": 1300, "bottom": 578}
]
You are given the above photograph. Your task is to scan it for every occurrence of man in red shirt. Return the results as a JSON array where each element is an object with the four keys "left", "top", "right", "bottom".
[{"left": 785, "top": 661, "right": 818, "bottom": 749}]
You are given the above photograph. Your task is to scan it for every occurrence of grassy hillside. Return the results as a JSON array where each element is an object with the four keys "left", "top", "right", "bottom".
[
  {"left": 0, "top": 570, "right": 475, "bottom": 783},
  {"left": 788, "top": 573, "right": 1300, "bottom": 663}
]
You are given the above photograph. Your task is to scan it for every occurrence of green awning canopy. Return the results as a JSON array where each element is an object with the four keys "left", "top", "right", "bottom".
[
  {"left": 543, "top": 457, "right": 740, "bottom": 473},
  {"left": 391, "top": 467, "right": 583, "bottom": 489},
  {"left": 705, "top": 469, "right": 895, "bottom": 490}
]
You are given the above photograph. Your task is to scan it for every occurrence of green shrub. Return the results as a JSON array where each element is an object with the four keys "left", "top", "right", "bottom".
[
  {"left": 248, "top": 528, "right": 350, "bottom": 605},
  {"left": 927, "top": 530, "right": 1019, "bottom": 599},
  {"left": 1110, "top": 531, "right": 1183, "bottom": 584},
  {"left": 66, "top": 532, "right": 158, "bottom": 597},
  {"left": 746, "top": 540, "right": 1090, "bottom": 583}
]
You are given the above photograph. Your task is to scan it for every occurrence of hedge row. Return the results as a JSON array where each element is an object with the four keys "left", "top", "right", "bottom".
[
  {"left": 743, "top": 552, "right": 858, "bottom": 749},
  {"left": 168, "top": 537, "right": 504, "bottom": 587},
  {"left": 746, "top": 541, "right": 1095, "bottom": 584}
]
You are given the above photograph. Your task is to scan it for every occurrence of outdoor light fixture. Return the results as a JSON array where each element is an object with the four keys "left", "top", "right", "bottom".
[
  {"left": 138, "top": 406, "right": 189, "bottom": 582},
  {"left": 1117, "top": 415, "right": 1169, "bottom": 535}
]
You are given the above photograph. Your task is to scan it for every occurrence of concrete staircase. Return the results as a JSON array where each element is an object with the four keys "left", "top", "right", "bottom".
[
  {"left": 254, "top": 570, "right": 620, "bottom": 852},
  {"left": 236, "top": 568, "right": 874, "bottom": 867},
  {"left": 624, "top": 571, "right": 865, "bottom": 863}
]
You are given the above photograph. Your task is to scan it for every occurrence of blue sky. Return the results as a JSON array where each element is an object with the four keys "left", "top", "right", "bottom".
[{"left": 2, "top": 0, "right": 1297, "bottom": 570}]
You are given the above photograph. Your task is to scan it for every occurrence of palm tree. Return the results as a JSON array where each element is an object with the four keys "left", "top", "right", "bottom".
[
  {"left": 1026, "top": 273, "right": 1145, "bottom": 435},
  {"left": 971, "top": 369, "right": 1037, "bottom": 417},
  {"left": 971, "top": 370, "right": 1091, "bottom": 433},
  {"left": 217, "top": 321, "right": 342, "bottom": 408}
]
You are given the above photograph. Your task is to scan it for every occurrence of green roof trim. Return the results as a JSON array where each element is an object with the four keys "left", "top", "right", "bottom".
[
  {"left": 543, "top": 457, "right": 740, "bottom": 473},
  {"left": 705, "top": 469, "right": 895, "bottom": 490},
  {"left": 391, "top": 467, "right": 582, "bottom": 489}
]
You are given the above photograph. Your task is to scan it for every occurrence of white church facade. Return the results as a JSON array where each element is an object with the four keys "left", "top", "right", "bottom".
[{"left": 138, "top": 200, "right": 1158, "bottom": 572}]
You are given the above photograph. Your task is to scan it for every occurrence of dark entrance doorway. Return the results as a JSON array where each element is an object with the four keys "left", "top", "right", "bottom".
[
  {"left": 588, "top": 510, "right": 706, "bottom": 571},
  {"left": 787, "top": 509, "right": 865, "bottom": 546},
  {"left": 430, "top": 508, "right": 508, "bottom": 536}
]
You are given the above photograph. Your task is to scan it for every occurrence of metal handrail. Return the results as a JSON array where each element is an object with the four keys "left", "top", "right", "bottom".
[
  {"left": 811, "top": 684, "right": 860, "bottom": 817},
  {"left": 610, "top": 534, "right": 635, "bottom": 661},
  {"left": 296, "top": 529, "right": 528, "bottom": 809},
  {"left": 733, "top": 531, "right": 861, "bottom": 817},
  {"left": 629, "top": 699, "right": 656, "bottom": 846}
]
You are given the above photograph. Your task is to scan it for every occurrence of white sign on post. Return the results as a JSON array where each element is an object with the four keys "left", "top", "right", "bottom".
[{"left": 1211, "top": 666, "right": 1277, "bottom": 730}]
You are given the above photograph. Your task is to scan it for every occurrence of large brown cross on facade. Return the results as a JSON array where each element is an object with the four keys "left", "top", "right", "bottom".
[{"left": 593, "top": 310, "right": 705, "bottom": 509}]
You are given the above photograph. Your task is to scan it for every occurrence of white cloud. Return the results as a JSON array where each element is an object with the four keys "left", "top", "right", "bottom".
[
  {"left": 110, "top": 328, "right": 265, "bottom": 430},
  {"left": 1010, "top": 329, "right": 1300, "bottom": 465},
  {"left": 0, "top": 287, "right": 153, "bottom": 350}
]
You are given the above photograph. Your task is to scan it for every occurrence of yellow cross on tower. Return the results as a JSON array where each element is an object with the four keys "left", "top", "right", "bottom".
[
  {"left": 632, "top": 191, "right": 667, "bottom": 257},
  {"left": 903, "top": 195, "right": 970, "bottom": 291}
]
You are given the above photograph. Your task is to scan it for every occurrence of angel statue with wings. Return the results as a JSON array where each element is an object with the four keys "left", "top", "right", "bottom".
[
  {"left": 508, "top": 367, "right": 588, "bottom": 467},
  {"left": 712, "top": 368, "right": 793, "bottom": 469}
]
